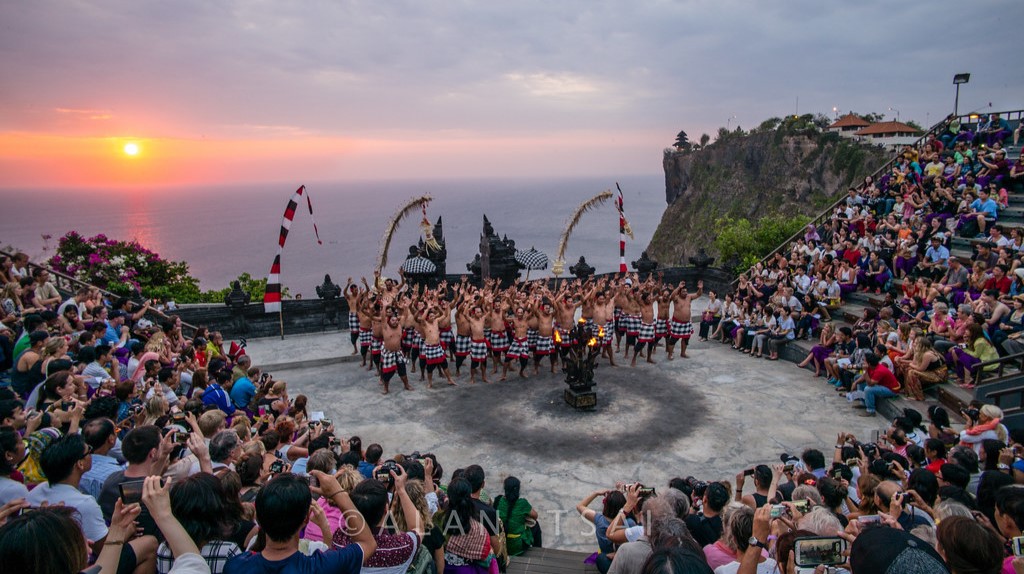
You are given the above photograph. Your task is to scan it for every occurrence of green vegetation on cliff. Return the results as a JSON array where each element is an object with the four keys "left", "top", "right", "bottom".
[{"left": 648, "top": 115, "right": 889, "bottom": 268}]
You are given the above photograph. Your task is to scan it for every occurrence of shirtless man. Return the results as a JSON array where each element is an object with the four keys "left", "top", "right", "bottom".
[
  {"left": 668, "top": 280, "right": 703, "bottom": 359},
  {"left": 436, "top": 286, "right": 456, "bottom": 359},
  {"left": 653, "top": 282, "right": 673, "bottom": 359},
  {"left": 588, "top": 282, "right": 617, "bottom": 366},
  {"left": 356, "top": 285, "right": 375, "bottom": 368},
  {"left": 453, "top": 294, "right": 473, "bottom": 376},
  {"left": 380, "top": 310, "right": 414, "bottom": 394},
  {"left": 619, "top": 279, "right": 642, "bottom": 358},
  {"left": 369, "top": 301, "right": 385, "bottom": 374},
  {"left": 488, "top": 295, "right": 511, "bottom": 373},
  {"left": 467, "top": 304, "right": 491, "bottom": 384},
  {"left": 632, "top": 286, "right": 657, "bottom": 366},
  {"left": 503, "top": 305, "right": 532, "bottom": 380},
  {"left": 553, "top": 288, "right": 580, "bottom": 362},
  {"left": 417, "top": 304, "right": 456, "bottom": 388},
  {"left": 344, "top": 278, "right": 361, "bottom": 355},
  {"left": 532, "top": 300, "right": 557, "bottom": 374}
]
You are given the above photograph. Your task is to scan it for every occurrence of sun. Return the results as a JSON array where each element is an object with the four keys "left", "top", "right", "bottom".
[{"left": 123, "top": 142, "right": 139, "bottom": 156}]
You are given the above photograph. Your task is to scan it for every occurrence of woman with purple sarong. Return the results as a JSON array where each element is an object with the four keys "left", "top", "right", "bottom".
[{"left": 796, "top": 323, "right": 837, "bottom": 377}]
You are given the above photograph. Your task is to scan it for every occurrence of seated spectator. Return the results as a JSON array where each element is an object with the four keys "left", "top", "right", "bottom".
[
  {"left": 0, "top": 425, "right": 29, "bottom": 505},
  {"left": 224, "top": 471, "right": 375, "bottom": 572},
  {"left": 333, "top": 466, "right": 422, "bottom": 574},
  {"left": 494, "top": 475, "right": 539, "bottom": 556},
  {"left": 157, "top": 472, "right": 245, "bottom": 574},
  {"left": 848, "top": 353, "right": 901, "bottom": 418},
  {"left": 79, "top": 417, "right": 123, "bottom": 500}
]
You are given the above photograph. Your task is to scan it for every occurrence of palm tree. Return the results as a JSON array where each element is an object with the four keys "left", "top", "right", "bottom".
[{"left": 699, "top": 133, "right": 710, "bottom": 149}]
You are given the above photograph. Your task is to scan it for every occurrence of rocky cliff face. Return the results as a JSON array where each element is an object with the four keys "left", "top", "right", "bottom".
[{"left": 648, "top": 130, "right": 889, "bottom": 266}]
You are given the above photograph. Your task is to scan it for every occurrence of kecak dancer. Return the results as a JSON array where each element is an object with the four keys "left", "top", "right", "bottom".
[
  {"left": 488, "top": 291, "right": 511, "bottom": 373},
  {"left": 344, "top": 278, "right": 361, "bottom": 355},
  {"left": 503, "top": 305, "right": 532, "bottom": 380},
  {"left": 416, "top": 302, "right": 457, "bottom": 388},
  {"left": 667, "top": 279, "right": 703, "bottom": 359},
  {"left": 632, "top": 277, "right": 658, "bottom": 367},
  {"left": 380, "top": 309, "right": 414, "bottom": 394}
]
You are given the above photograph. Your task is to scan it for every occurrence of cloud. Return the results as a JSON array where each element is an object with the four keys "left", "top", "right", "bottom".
[{"left": 0, "top": 0, "right": 1020, "bottom": 182}]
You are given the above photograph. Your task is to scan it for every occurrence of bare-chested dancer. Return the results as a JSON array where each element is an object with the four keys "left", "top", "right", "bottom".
[
  {"left": 531, "top": 298, "right": 557, "bottom": 374},
  {"left": 653, "top": 277, "right": 672, "bottom": 360},
  {"left": 503, "top": 305, "right": 532, "bottom": 380},
  {"left": 553, "top": 286, "right": 579, "bottom": 363},
  {"left": 380, "top": 309, "right": 414, "bottom": 394},
  {"left": 585, "top": 281, "right": 617, "bottom": 366},
  {"left": 369, "top": 301, "right": 384, "bottom": 374},
  {"left": 488, "top": 293, "right": 510, "bottom": 373},
  {"left": 452, "top": 289, "right": 473, "bottom": 376},
  {"left": 356, "top": 284, "right": 375, "bottom": 368},
  {"left": 619, "top": 279, "right": 642, "bottom": 358},
  {"left": 632, "top": 280, "right": 657, "bottom": 366},
  {"left": 417, "top": 303, "right": 456, "bottom": 388},
  {"left": 467, "top": 303, "right": 491, "bottom": 383},
  {"left": 344, "top": 278, "right": 361, "bottom": 355},
  {"left": 667, "top": 279, "right": 703, "bottom": 359}
]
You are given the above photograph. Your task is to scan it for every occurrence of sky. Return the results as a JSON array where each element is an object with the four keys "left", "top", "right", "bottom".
[{"left": 0, "top": 0, "right": 1021, "bottom": 188}]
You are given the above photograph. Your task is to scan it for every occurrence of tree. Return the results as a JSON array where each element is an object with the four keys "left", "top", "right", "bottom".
[
  {"left": 699, "top": 133, "right": 710, "bottom": 148},
  {"left": 714, "top": 214, "right": 811, "bottom": 271},
  {"left": 673, "top": 130, "right": 690, "bottom": 150},
  {"left": 861, "top": 112, "right": 886, "bottom": 123},
  {"left": 905, "top": 120, "right": 923, "bottom": 131},
  {"left": 197, "top": 272, "right": 288, "bottom": 303}
]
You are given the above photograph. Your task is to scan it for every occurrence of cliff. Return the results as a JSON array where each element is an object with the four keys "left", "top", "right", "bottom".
[{"left": 648, "top": 128, "right": 890, "bottom": 266}]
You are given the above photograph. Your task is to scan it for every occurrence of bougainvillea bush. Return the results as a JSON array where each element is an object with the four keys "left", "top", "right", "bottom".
[{"left": 47, "top": 232, "right": 202, "bottom": 303}]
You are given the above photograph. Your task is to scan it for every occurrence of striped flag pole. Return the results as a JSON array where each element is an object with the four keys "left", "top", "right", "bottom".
[
  {"left": 264, "top": 185, "right": 322, "bottom": 337},
  {"left": 616, "top": 183, "right": 627, "bottom": 274}
]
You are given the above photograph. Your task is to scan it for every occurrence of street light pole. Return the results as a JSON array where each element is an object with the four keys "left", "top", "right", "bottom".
[
  {"left": 953, "top": 73, "right": 971, "bottom": 116},
  {"left": 888, "top": 107, "right": 900, "bottom": 123}
]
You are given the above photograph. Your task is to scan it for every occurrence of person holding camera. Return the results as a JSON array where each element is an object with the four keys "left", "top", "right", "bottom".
[{"left": 225, "top": 471, "right": 377, "bottom": 573}]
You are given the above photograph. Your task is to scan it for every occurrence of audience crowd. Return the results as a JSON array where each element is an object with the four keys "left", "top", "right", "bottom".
[{"left": 0, "top": 114, "right": 1023, "bottom": 574}]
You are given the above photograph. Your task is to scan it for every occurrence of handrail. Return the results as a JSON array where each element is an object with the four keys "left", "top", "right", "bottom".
[
  {"left": 973, "top": 351, "right": 1024, "bottom": 387},
  {"left": 732, "top": 108, "right": 1024, "bottom": 286},
  {"left": 0, "top": 247, "right": 199, "bottom": 336}
]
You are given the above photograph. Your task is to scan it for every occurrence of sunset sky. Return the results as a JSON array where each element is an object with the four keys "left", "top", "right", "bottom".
[{"left": 1, "top": 1, "right": 1020, "bottom": 188}]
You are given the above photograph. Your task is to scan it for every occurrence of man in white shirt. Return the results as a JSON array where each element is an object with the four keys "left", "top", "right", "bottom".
[
  {"left": 80, "top": 345, "right": 117, "bottom": 390},
  {"left": 31, "top": 268, "right": 62, "bottom": 309},
  {"left": 57, "top": 286, "right": 91, "bottom": 317},
  {"left": 27, "top": 433, "right": 157, "bottom": 572}
]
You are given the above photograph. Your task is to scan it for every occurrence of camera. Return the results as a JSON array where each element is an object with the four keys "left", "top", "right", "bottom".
[
  {"left": 794, "top": 536, "right": 846, "bottom": 568},
  {"left": 307, "top": 474, "right": 320, "bottom": 488},
  {"left": 270, "top": 460, "right": 285, "bottom": 474},
  {"left": 857, "top": 514, "right": 881, "bottom": 524},
  {"left": 171, "top": 411, "right": 186, "bottom": 424},
  {"left": 60, "top": 401, "right": 74, "bottom": 411},
  {"left": 961, "top": 408, "right": 981, "bottom": 422},
  {"left": 684, "top": 477, "right": 708, "bottom": 497},
  {"left": 792, "top": 500, "right": 810, "bottom": 513},
  {"left": 1013, "top": 536, "right": 1024, "bottom": 557},
  {"left": 845, "top": 458, "right": 860, "bottom": 467},
  {"left": 770, "top": 505, "right": 787, "bottom": 518},
  {"left": 174, "top": 431, "right": 189, "bottom": 445},
  {"left": 783, "top": 463, "right": 795, "bottom": 473},
  {"left": 321, "top": 418, "right": 333, "bottom": 428},
  {"left": 376, "top": 460, "right": 401, "bottom": 485},
  {"left": 743, "top": 468, "right": 755, "bottom": 477}
]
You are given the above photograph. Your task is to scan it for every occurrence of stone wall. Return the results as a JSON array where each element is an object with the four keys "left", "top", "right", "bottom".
[{"left": 171, "top": 267, "right": 737, "bottom": 340}]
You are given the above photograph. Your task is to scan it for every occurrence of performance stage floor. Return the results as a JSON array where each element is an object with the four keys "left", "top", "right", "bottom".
[{"left": 275, "top": 333, "right": 882, "bottom": 551}]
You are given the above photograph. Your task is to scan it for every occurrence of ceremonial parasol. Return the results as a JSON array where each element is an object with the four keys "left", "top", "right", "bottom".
[
  {"left": 400, "top": 256, "right": 437, "bottom": 275},
  {"left": 515, "top": 247, "right": 549, "bottom": 280}
]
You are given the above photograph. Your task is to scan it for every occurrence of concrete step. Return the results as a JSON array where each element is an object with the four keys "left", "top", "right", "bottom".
[{"left": 508, "top": 548, "right": 598, "bottom": 574}]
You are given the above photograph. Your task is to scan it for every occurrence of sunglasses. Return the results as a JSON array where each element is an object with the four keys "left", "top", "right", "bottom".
[{"left": 80, "top": 444, "right": 93, "bottom": 459}]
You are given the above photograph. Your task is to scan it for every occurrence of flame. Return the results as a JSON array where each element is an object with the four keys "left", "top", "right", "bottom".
[
  {"left": 587, "top": 337, "right": 597, "bottom": 347},
  {"left": 554, "top": 330, "right": 562, "bottom": 344},
  {"left": 578, "top": 318, "right": 586, "bottom": 324},
  {"left": 597, "top": 326, "right": 605, "bottom": 338}
]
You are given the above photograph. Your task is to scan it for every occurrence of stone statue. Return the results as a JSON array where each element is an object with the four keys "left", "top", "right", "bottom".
[
  {"left": 316, "top": 274, "right": 342, "bottom": 329},
  {"left": 569, "top": 256, "right": 595, "bottom": 280},
  {"left": 688, "top": 248, "right": 715, "bottom": 269},
  {"left": 631, "top": 251, "right": 659, "bottom": 277},
  {"left": 224, "top": 280, "right": 251, "bottom": 334}
]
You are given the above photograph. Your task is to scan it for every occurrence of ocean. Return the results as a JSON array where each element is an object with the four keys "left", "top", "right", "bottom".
[{"left": 0, "top": 174, "right": 667, "bottom": 297}]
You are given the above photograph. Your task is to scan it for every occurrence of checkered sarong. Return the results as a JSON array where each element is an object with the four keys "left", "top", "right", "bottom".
[
  {"left": 638, "top": 321, "right": 656, "bottom": 343},
  {"left": 527, "top": 328, "right": 539, "bottom": 350},
  {"left": 625, "top": 314, "right": 641, "bottom": 335},
  {"left": 454, "top": 335, "right": 472, "bottom": 357},
  {"left": 402, "top": 327, "right": 419, "bottom": 349},
  {"left": 535, "top": 335, "right": 554, "bottom": 355},
  {"left": 371, "top": 336, "right": 382, "bottom": 355},
  {"left": 506, "top": 337, "right": 529, "bottom": 359},
  {"left": 670, "top": 319, "right": 694, "bottom": 340},
  {"left": 359, "top": 328, "right": 372, "bottom": 348},
  {"left": 470, "top": 339, "right": 489, "bottom": 361},
  {"left": 381, "top": 349, "right": 406, "bottom": 373},
  {"left": 655, "top": 319, "right": 669, "bottom": 337},
  {"left": 422, "top": 343, "right": 446, "bottom": 365},
  {"left": 348, "top": 312, "right": 359, "bottom": 334},
  {"left": 555, "top": 325, "right": 575, "bottom": 347},
  {"left": 614, "top": 308, "right": 626, "bottom": 333},
  {"left": 603, "top": 320, "right": 615, "bottom": 347},
  {"left": 489, "top": 330, "right": 510, "bottom": 351},
  {"left": 440, "top": 327, "right": 455, "bottom": 349}
]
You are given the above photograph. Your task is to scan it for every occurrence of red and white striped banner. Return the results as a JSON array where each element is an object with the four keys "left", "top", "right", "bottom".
[
  {"left": 264, "top": 185, "right": 322, "bottom": 313},
  {"left": 616, "top": 183, "right": 627, "bottom": 273}
]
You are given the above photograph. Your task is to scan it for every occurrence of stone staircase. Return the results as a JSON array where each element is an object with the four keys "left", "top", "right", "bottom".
[{"left": 508, "top": 548, "right": 597, "bottom": 574}]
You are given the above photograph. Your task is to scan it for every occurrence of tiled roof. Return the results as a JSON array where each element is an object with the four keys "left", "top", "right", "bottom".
[
  {"left": 828, "top": 113, "right": 871, "bottom": 129},
  {"left": 854, "top": 121, "right": 922, "bottom": 136}
]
